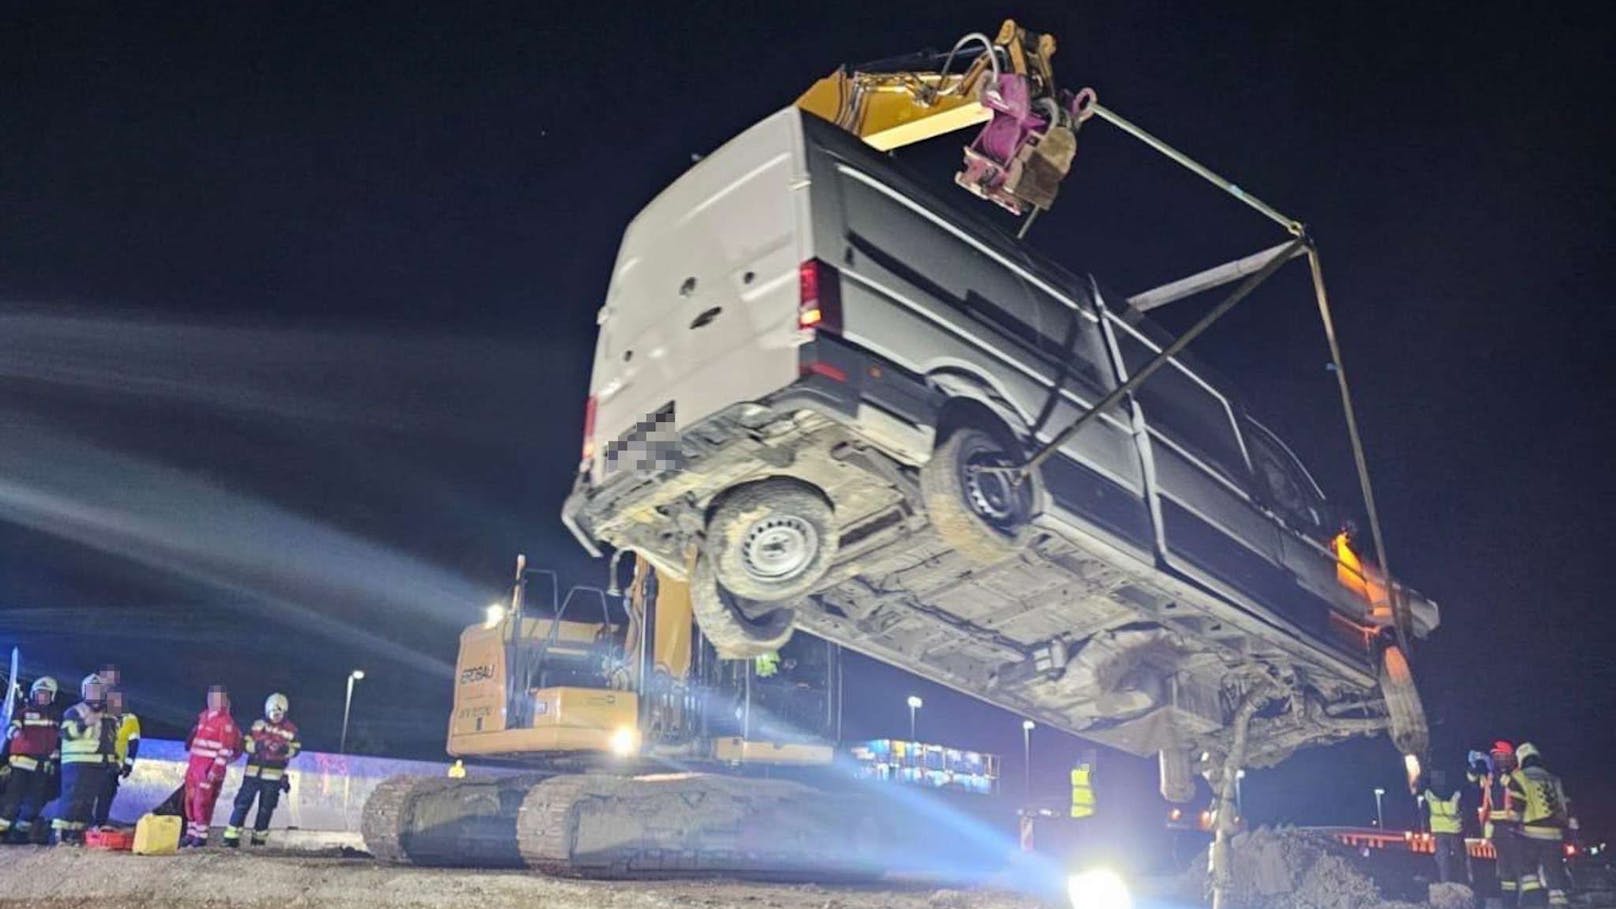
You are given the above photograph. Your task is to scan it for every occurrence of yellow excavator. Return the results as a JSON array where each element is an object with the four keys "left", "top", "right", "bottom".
[
  {"left": 363, "top": 18, "right": 1090, "bottom": 876},
  {"left": 362, "top": 554, "right": 864, "bottom": 873}
]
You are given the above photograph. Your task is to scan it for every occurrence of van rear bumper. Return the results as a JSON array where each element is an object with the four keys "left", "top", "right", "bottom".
[{"left": 562, "top": 336, "right": 942, "bottom": 562}]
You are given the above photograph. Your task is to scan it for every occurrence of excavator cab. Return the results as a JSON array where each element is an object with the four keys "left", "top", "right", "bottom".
[
  {"left": 628, "top": 555, "right": 842, "bottom": 767},
  {"left": 447, "top": 559, "right": 639, "bottom": 759},
  {"left": 701, "top": 632, "right": 841, "bottom": 766}
]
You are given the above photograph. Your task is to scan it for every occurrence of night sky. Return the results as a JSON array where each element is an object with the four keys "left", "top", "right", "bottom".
[{"left": 2, "top": 2, "right": 1611, "bottom": 849}]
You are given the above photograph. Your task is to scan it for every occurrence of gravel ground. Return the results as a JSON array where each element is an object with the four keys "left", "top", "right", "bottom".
[{"left": 0, "top": 846, "right": 1043, "bottom": 909}]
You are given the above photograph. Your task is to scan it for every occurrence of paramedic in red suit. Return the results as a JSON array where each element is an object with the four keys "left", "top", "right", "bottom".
[{"left": 182, "top": 685, "right": 242, "bottom": 847}]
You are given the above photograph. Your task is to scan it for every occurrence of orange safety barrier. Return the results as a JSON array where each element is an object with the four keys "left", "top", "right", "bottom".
[{"left": 1321, "top": 827, "right": 1496, "bottom": 860}]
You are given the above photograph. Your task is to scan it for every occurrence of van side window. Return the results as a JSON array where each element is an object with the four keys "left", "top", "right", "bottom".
[
  {"left": 1021, "top": 280, "right": 1112, "bottom": 399},
  {"left": 1243, "top": 419, "right": 1329, "bottom": 536},
  {"left": 1114, "top": 329, "right": 1248, "bottom": 481}
]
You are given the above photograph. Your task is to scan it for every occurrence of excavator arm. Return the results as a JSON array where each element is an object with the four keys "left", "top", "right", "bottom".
[{"left": 795, "top": 19, "right": 1091, "bottom": 216}]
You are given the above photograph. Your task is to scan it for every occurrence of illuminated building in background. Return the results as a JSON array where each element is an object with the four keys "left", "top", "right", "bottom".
[{"left": 848, "top": 739, "right": 1000, "bottom": 795}]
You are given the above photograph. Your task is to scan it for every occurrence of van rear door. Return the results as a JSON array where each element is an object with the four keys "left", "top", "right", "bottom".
[{"left": 585, "top": 110, "right": 814, "bottom": 483}]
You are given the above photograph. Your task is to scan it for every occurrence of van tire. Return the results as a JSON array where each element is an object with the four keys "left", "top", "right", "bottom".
[
  {"left": 706, "top": 479, "right": 837, "bottom": 602},
  {"left": 1379, "top": 643, "right": 1429, "bottom": 757},
  {"left": 920, "top": 425, "right": 1038, "bottom": 564},
  {"left": 690, "top": 554, "right": 796, "bottom": 659}
]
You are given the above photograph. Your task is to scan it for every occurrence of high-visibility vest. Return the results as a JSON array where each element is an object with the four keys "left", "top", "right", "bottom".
[
  {"left": 114, "top": 714, "right": 142, "bottom": 766},
  {"left": 1070, "top": 764, "right": 1095, "bottom": 819},
  {"left": 1425, "top": 789, "right": 1463, "bottom": 834},
  {"left": 1510, "top": 766, "right": 1569, "bottom": 841},
  {"left": 60, "top": 703, "right": 112, "bottom": 765},
  {"left": 1470, "top": 769, "right": 1519, "bottom": 835}
]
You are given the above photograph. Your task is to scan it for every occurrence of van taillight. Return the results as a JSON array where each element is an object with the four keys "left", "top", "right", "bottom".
[
  {"left": 580, "top": 394, "right": 598, "bottom": 466},
  {"left": 798, "top": 259, "right": 842, "bottom": 335}
]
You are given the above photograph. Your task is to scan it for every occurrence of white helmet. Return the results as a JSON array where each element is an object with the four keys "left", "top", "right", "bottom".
[
  {"left": 30, "top": 676, "right": 59, "bottom": 705},
  {"left": 265, "top": 693, "right": 289, "bottom": 721},
  {"left": 80, "top": 673, "right": 107, "bottom": 707}
]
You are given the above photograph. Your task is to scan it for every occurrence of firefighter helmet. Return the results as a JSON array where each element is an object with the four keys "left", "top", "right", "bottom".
[
  {"left": 29, "top": 676, "right": 58, "bottom": 705},
  {"left": 1516, "top": 742, "right": 1542, "bottom": 766},
  {"left": 1490, "top": 740, "right": 1515, "bottom": 756},
  {"left": 265, "top": 692, "right": 289, "bottom": 722},
  {"left": 80, "top": 673, "right": 107, "bottom": 707}
]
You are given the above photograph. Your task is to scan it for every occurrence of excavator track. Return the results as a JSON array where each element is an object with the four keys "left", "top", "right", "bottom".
[
  {"left": 516, "top": 772, "right": 885, "bottom": 879},
  {"left": 363, "top": 773, "right": 552, "bottom": 868},
  {"left": 366, "top": 772, "right": 888, "bottom": 879}
]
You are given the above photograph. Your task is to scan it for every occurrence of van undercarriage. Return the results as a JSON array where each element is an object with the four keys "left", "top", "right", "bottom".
[{"left": 564, "top": 390, "right": 1392, "bottom": 774}]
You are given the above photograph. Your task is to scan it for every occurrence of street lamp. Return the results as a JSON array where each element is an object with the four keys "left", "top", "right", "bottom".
[
  {"left": 1236, "top": 769, "right": 1247, "bottom": 818},
  {"left": 1021, "top": 720, "right": 1036, "bottom": 798},
  {"left": 906, "top": 695, "right": 923, "bottom": 741},
  {"left": 340, "top": 669, "right": 365, "bottom": 754},
  {"left": 1373, "top": 787, "right": 1386, "bottom": 829}
]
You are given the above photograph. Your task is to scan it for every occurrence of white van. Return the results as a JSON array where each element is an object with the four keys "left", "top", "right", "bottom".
[{"left": 563, "top": 106, "right": 1436, "bottom": 781}]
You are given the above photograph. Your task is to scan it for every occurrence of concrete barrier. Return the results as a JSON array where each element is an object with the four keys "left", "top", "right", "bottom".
[{"left": 109, "top": 739, "right": 500, "bottom": 833}]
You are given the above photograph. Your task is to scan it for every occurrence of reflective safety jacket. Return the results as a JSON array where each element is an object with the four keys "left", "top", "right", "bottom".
[
  {"left": 1469, "top": 769, "right": 1520, "bottom": 834},
  {"left": 185, "top": 709, "right": 242, "bottom": 781},
  {"left": 5, "top": 705, "right": 61, "bottom": 771},
  {"left": 1508, "top": 765, "right": 1570, "bottom": 842},
  {"left": 60, "top": 702, "right": 112, "bottom": 765},
  {"left": 243, "top": 718, "right": 301, "bottom": 781},
  {"left": 1069, "top": 763, "right": 1095, "bottom": 819},
  {"left": 114, "top": 713, "right": 142, "bottom": 772},
  {"left": 1425, "top": 788, "right": 1463, "bottom": 835}
]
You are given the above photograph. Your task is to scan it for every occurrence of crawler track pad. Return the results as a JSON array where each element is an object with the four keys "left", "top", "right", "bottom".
[{"left": 516, "top": 773, "right": 883, "bottom": 879}]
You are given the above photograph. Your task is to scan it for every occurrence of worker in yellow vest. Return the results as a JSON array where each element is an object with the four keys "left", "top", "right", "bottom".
[
  {"left": 90, "top": 688, "right": 141, "bottom": 828},
  {"left": 50, "top": 674, "right": 111, "bottom": 845},
  {"left": 1069, "top": 761, "right": 1095, "bottom": 819},
  {"left": 1507, "top": 743, "right": 1573, "bottom": 908},
  {"left": 1421, "top": 770, "right": 1465, "bottom": 884}
]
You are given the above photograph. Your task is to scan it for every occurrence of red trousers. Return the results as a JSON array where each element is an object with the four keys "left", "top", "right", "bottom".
[{"left": 183, "top": 759, "right": 224, "bottom": 840}]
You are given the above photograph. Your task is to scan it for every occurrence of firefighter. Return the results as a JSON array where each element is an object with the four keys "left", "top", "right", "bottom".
[
  {"left": 224, "top": 693, "right": 300, "bottom": 848},
  {"left": 1470, "top": 741, "right": 1525, "bottom": 902},
  {"left": 1508, "top": 742, "right": 1573, "bottom": 908},
  {"left": 90, "top": 688, "right": 140, "bottom": 828},
  {"left": 0, "top": 677, "right": 61, "bottom": 844},
  {"left": 1421, "top": 769, "right": 1465, "bottom": 884},
  {"left": 50, "top": 674, "right": 111, "bottom": 845},
  {"left": 182, "top": 685, "right": 242, "bottom": 847}
]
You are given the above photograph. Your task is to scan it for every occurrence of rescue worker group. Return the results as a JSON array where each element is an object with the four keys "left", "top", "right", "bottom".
[
  {"left": 0, "top": 665, "right": 300, "bottom": 848},
  {"left": 1417, "top": 739, "right": 1577, "bottom": 908}
]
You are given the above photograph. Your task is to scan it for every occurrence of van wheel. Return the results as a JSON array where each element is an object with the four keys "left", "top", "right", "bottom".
[
  {"left": 706, "top": 479, "right": 837, "bottom": 602},
  {"left": 920, "top": 426, "right": 1038, "bottom": 564},
  {"left": 690, "top": 554, "right": 796, "bottom": 659},
  {"left": 1379, "top": 643, "right": 1429, "bottom": 757}
]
